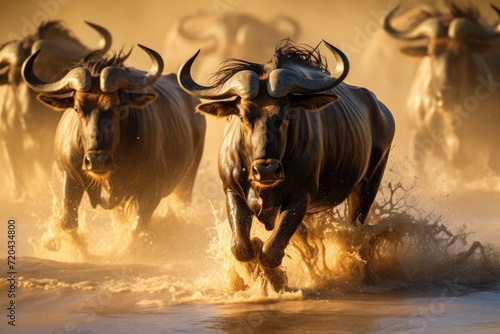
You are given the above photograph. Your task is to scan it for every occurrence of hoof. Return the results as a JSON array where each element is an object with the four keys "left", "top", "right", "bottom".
[
  {"left": 228, "top": 266, "right": 248, "bottom": 292},
  {"left": 130, "top": 229, "right": 153, "bottom": 251},
  {"left": 262, "top": 266, "right": 288, "bottom": 293},
  {"left": 41, "top": 234, "right": 61, "bottom": 252}
]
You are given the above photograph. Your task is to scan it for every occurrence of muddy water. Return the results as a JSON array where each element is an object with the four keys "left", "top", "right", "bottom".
[{"left": 1, "top": 1, "right": 500, "bottom": 333}]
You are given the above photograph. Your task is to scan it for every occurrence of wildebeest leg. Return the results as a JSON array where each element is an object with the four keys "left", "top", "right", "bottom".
[
  {"left": 260, "top": 194, "right": 309, "bottom": 268},
  {"left": 348, "top": 151, "right": 390, "bottom": 283},
  {"left": 61, "top": 173, "right": 85, "bottom": 231},
  {"left": 348, "top": 151, "right": 389, "bottom": 225},
  {"left": 42, "top": 172, "right": 85, "bottom": 253},
  {"left": 132, "top": 194, "right": 163, "bottom": 237},
  {"left": 173, "top": 135, "right": 205, "bottom": 204},
  {"left": 2, "top": 140, "right": 29, "bottom": 200},
  {"left": 226, "top": 190, "right": 258, "bottom": 262}
]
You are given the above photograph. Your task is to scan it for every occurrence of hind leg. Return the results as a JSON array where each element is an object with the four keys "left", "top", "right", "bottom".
[
  {"left": 173, "top": 123, "right": 205, "bottom": 204},
  {"left": 348, "top": 150, "right": 390, "bottom": 225},
  {"left": 348, "top": 151, "right": 390, "bottom": 283}
]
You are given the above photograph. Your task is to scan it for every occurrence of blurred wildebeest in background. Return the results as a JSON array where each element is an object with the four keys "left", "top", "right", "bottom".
[
  {"left": 384, "top": 2, "right": 500, "bottom": 176},
  {"left": 0, "top": 20, "right": 111, "bottom": 199},
  {"left": 163, "top": 11, "right": 300, "bottom": 77},
  {"left": 164, "top": 11, "right": 300, "bottom": 159},
  {"left": 179, "top": 39, "right": 395, "bottom": 290},
  {"left": 23, "top": 45, "right": 206, "bottom": 254}
]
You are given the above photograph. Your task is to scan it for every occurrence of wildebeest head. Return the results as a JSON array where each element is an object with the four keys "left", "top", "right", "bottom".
[
  {"left": 22, "top": 45, "right": 163, "bottom": 180},
  {"left": 384, "top": 2, "right": 500, "bottom": 110},
  {"left": 0, "top": 21, "right": 111, "bottom": 86},
  {"left": 179, "top": 40, "right": 348, "bottom": 187}
]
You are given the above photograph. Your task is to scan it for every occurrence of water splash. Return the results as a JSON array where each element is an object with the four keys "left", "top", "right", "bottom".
[{"left": 208, "top": 180, "right": 500, "bottom": 297}]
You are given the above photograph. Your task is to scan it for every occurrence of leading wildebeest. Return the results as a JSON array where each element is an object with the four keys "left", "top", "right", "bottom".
[
  {"left": 383, "top": 2, "right": 500, "bottom": 176},
  {"left": 0, "top": 20, "right": 111, "bottom": 199},
  {"left": 178, "top": 40, "right": 395, "bottom": 272},
  {"left": 22, "top": 45, "right": 206, "bottom": 251}
]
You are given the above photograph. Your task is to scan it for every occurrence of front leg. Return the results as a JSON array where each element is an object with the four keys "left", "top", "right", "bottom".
[
  {"left": 43, "top": 171, "right": 85, "bottom": 252},
  {"left": 260, "top": 194, "right": 310, "bottom": 268},
  {"left": 61, "top": 172, "right": 85, "bottom": 231},
  {"left": 226, "top": 190, "right": 259, "bottom": 262},
  {"left": 132, "top": 194, "right": 162, "bottom": 237}
]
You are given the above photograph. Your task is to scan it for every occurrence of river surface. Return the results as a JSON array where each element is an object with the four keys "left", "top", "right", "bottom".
[{"left": 1, "top": 156, "right": 500, "bottom": 333}]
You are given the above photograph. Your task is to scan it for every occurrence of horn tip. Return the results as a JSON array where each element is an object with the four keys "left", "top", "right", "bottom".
[{"left": 84, "top": 21, "right": 100, "bottom": 29}]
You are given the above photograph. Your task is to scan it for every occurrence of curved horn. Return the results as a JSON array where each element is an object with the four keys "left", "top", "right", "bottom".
[
  {"left": 274, "top": 15, "right": 301, "bottom": 40},
  {"left": 383, "top": 5, "right": 446, "bottom": 40},
  {"left": 0, "top": 42, "right": 27, "bottom": 67},
  {"left": 22, "top": 49, "right": 91, "bottom": 94},
  {"left": 177, "top": 12, "right": 218, "bottom": 41},
  {"left": 100, "top": 44, "right": 164, "bottom": 93},
  {"left": 84, "top": 21, "right": 112, "bottom": 53},
  {"left": 0, "top": 66, "right": 9, "bottom": 85},
  {"left": 449, "top": 5, "right": 500, "bottom": 40},
  {"left": 30, "top": 21, "right": 112, "bottom": 59},
  {"left": 178, "top": 49, "right": 260, "bottom": 100},
  {"left": 267, "top": 40, "right": 349, "bottom": 98}
]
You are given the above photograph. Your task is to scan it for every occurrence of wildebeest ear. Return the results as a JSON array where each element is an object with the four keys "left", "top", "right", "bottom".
[
  {"left": 400, "top": 45, "right": 429, "bottom": 57},
  {"left": 196, "top": 100, "right": 238, "bottom": 118},
  {"left": 290, "top": 94, "right": 339, "bottom": 111},
  {"left": 37, "top": 94, "right": 74, "bottom": 112},
  {"left": 120, "top": 92, "right": 157, "bottom": 108}
]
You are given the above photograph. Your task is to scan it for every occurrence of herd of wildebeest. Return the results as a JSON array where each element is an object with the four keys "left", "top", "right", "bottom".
[{"left": 1, "top": 2, "right": 500, "bottom": 287}]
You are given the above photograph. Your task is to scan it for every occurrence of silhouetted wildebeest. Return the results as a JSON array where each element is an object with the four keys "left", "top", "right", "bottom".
[
  {"left": 22, "top": 45, "right": 206, "bottom": 251},
  {"left": 164, "top": 12, "right": 301, "bottom": 160},
  {"left": 163, "top": 11, "right": 300, "bottom": 77},
  {"left": 0, "top": 21, "right": 112, "bottom": 198},
  {"left": 384, "top": 2, "right": 500, "bottom": 175},
  {"left": 178, "top": 40, "right": 395, "bottom": 274}
]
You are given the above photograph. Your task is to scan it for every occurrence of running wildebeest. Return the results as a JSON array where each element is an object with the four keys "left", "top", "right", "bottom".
[
  {"left": 383, "top": 2, "right": 500, "bottom": 175},
  {"left": 0, "top": 21, "right": 111, "bottom": 198},
  {"left": 163, "top": 11, "right": 300, "bottom": 77},
  {"left": 178, "top": 40, "right": 395, "bottom": 277},
  {"left": 22, "top": 45, "right": 206, "bottom": 252}
]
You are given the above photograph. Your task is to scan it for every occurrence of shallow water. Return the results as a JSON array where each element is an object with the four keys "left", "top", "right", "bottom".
[{"left": 1, "top": 158, "right": 500, "bottom": 333}]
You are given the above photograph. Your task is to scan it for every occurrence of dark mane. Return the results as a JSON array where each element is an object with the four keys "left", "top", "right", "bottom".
[
  {"left": 35, "top": 20, "right": 86, "bottom": 47},
  {"left": 269, "top": 39, "right": 329, "bottom": 73},
  {"left": 446, "top": 1, "right": 482, "bottom": 24},
  {"left": 75, "top": 48, "right": 132, "bottom": 75},
  {"left": 210, "top": 59, "right": 265, "bottom": 86},
  {"left": 211, "top": 39, "right": 330, "bottom": 86}
]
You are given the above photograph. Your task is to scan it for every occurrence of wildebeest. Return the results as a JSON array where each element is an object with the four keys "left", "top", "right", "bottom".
[
  {"left": 22, "top": 45, "right": 206, "bottom": 250},
  {"left": 178, "top": 40, "right": 395, "bottom": 272},
  {"left": 0, "top": 20, "right": 111, "bottom": 199},
  {"left": 163, "top": 11, "right": 300, "bottom": 77},
  {"left": 383, "top": 2, "right": 500, "bottom": 175},
  {"left": 164, "top": 12, "right": 301, "bottom": 160}
]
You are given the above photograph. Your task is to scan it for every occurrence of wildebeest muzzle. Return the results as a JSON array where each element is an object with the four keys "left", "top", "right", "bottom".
[
  {"left": 83, "top": 150, "right": 114, "bottom": 174},
  {"left": 251, "top": 159, "right": 284, "bottom": 186}
]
